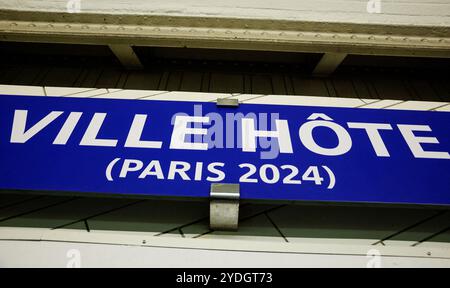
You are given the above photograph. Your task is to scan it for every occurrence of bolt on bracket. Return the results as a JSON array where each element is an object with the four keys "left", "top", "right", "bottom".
[{"left": 216, "top": 98, "right": 239, "bottom": 107}]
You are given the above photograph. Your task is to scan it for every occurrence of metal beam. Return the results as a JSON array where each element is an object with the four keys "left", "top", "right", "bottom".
[
  {"left": 109, "top": 44, "right": 143, "bottom": 69},
  {"left": 313, "top": 53, "right": 347, "bottom": 76},
  {"left": 0, "top": 17, "right": 449, "bottom": 58}
]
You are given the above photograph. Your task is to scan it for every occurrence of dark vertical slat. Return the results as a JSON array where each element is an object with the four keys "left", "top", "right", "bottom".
[
  {"left": 13, "top": 66, "right": 42, "bottom": 86},
  {"left": 365, "top": 78, "right": 380, "bottom": 99},
  {"left": 369, "top": 77, "right": 411, "bottom": 100},
  {"left": 291, "top": 77, "right": 329, "bottom": 97},
  {"left": 209, "top": 73, "right": 244, "bottom": 94},
  {"left": 0, "top": 66, "right": 9, "bottom": 83},
  {"left": 78, "top": 67, "right": 103, "bottom": 88},
  {"left": 324, "top": 79, "right": 337, "bottom": 97},
  {"left": 115, "top": 71, "right": 129, "bottom": 88},
  {"left": 1, "top": 65, "right": 23, "bottom": 84},
  {"left": 72, "top": 68, "right": 88, "bottom": 87},
  {"left": 331, "top": 78, "right": 358, "bottom": 98},
  {"left": 243, "top": 74, "right": 252, "bottom": 94},
  {"left": 402, "top": 78, "right": 421, "bottom": 101},
  {"left": 41, "top": 67, "right": 83, "bottom": 87},
  {"left": 180, "top": 71, "right": 204, "bottom": 92},
  {"left": 351, "top": 79, "right": 373, "bottom": 99},
  {"left": 201, "top": 72, "right": 211, "bottom": 92},
  {"left": 71, "top": 67, "right": 86, "bottom": 87},
  {"left": 429, "top": 79, "right": 449, "bottom": 102},
  {"left": 32, "top": 66, "right": 51, "bottom": 86},
  {"left": 408, "top": 79, "right": 441, "bottom": 102},
  {"left": 271, "top": 74, "right": 287, "bottom": 95},
  {"left": 122, "top": 71, "right": 162, "bottom": 90},
  {"left": 283, "top": 75, "right": 295, "bottom": 95},
  {"left": 166, "top": 71, "right": 183, "bottom": 91},
  {"left": 158, "top": 71, "right": 170, "bottom": 91},
  {"left": 95, "top": 68, "right": 123, "bottom": 88},
  {"left": 251, "top": 74, "right": 273, "bottom": 95}
]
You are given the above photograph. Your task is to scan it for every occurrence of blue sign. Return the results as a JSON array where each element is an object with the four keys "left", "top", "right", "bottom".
[{"left": 0, "top": 94, "right": 449, "bottom": 206}]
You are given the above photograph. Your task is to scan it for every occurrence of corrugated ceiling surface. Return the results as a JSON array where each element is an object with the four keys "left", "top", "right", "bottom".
[{"left": 1, "top": 193, "right": 449, "bottom": 246}]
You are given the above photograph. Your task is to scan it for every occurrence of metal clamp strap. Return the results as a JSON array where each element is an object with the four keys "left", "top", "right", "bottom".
[{"left": 209, "top": 183, "right": 240, "bottom": 231}]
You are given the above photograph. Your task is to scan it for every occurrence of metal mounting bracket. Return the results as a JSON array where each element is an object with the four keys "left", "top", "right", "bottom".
[
  {"left": 209, "top": 183, "right": 240, "bottom": 231},
  {"left": 216, "top": 98, "right": 239, "bottom": 107}
]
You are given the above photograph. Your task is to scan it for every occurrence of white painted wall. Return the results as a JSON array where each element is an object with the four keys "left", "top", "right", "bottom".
[{"left": 1, "top": 0, "right": 449, "bottom": 26}]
